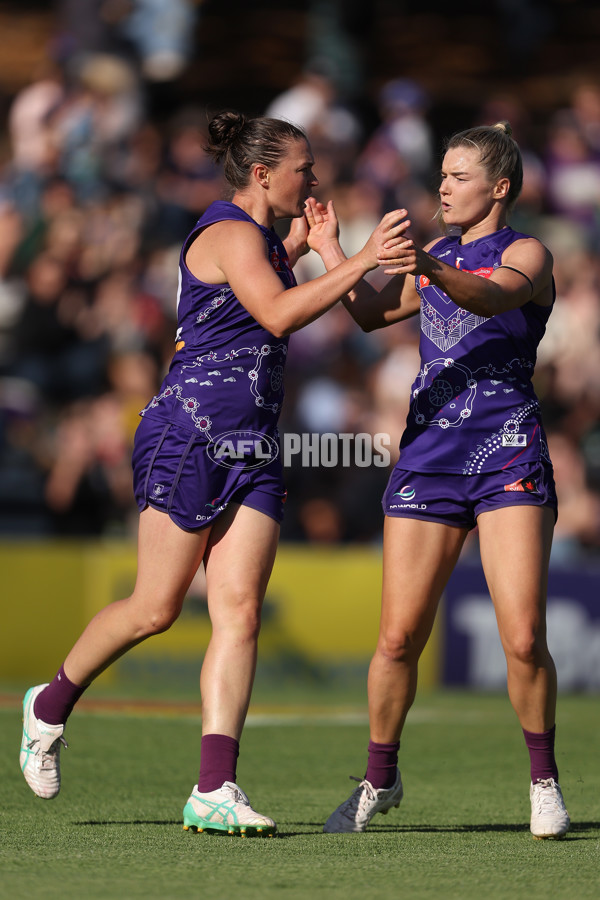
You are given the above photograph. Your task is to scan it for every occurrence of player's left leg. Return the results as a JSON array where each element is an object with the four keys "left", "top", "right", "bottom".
[
  {"left": 478, "top": 505, "right": 556, "bottom": 731},
  {"left": 183, "top": 502, "right": 279, "bottom": 836},
  {"left": 477, "top": 505, "right": 569, "bottom": 838}
]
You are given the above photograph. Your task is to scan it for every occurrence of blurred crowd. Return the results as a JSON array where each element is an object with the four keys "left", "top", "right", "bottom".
[{"left": 0, "top": 15, "right": 599, "bottom": 559}]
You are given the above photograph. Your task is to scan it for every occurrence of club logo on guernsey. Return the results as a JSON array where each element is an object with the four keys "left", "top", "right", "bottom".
[{"left": 207, "top": 430, "right": 279, "bottom": 470}]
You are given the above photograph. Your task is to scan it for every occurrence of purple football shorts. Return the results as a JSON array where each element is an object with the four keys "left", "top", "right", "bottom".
[
  {"left": 383, "top": 460, "right": 557, "bottom": 530},
  {"left": 132, "top": 415, "right": 286, "bottom": 531}
]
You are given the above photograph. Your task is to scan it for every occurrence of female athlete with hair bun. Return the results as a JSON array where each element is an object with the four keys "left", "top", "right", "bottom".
[
  {"left": 308, "top": 121, "right": 570, "bottom": 839},
  {"left": 19, "top": 110, "right": 407, "bottom": 836}
]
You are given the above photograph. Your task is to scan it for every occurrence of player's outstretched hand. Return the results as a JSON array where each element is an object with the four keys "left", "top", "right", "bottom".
[{"left": 305, "top": 197, "right": 340, "bottom": 255}]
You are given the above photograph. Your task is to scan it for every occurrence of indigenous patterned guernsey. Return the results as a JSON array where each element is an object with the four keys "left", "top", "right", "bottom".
[
  {"left": 142, "top": 200, "right": 294, "bottom": 437},
  {"left": 133, "top": 201, "right": 295, "bottom": 528},
  {"left": 398, "top": 227, "right": 554, "bottom": 475}
]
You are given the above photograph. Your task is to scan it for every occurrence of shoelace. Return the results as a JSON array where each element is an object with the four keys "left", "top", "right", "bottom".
[
  {"left": 29, "top": 736, "right": 68, "bottom": 770},
  {"left": 339, "top": 776, "right": 377, "bottom": 819},
  {"left": 532, "top": 780, "right": 562, "bottom": 815},
  {"left": 223, "top": 785, "right": 249, "bottom": 806}
]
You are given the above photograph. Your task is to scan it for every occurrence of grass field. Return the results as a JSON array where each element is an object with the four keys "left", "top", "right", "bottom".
[{"left": 1, "top": 689, "right": 598, "bottom": 900}]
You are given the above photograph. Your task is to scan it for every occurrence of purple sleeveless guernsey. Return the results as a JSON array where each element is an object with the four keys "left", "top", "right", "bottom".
[
  {"left": 140, "top": 200, "right": 294, "bottom": 441},
  {"left": 397, "top": 227, "right": 553, "bottom": 475}
]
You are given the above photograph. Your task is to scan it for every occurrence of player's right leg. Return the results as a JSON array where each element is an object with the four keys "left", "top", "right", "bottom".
[
  {"left": 369, "top": 516, "right": 467, "bottom": 743},
  {"left": 20, "top": 506, "right": 211, "bottom": 799},
  {"left": 324, "top": 515, "right": 467, "bottom": 833},
  {"left": 63, "top": 506, "right": 211, "bottom": 685}
]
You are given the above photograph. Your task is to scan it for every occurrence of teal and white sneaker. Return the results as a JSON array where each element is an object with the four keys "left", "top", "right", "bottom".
[
  {"left": 20, "top": 685, "right": 67, "bottom": 799},
  {"left": 183, "top": 782, "right": 277, "bottom": 837},
  {"left": 530, "top": 778, "right": 570, "bottom": 839},
  {"left": 323, "top": 769, "right": 403, "bottom": 833}
]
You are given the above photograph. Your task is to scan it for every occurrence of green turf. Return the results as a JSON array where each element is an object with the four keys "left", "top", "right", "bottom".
[{"left": 1, "top": 691, "right": 598, "bottom": 900}]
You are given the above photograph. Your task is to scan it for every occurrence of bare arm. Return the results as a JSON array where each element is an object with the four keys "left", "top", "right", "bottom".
[
  {"left": 380, "top": 233, "right": 554, "bottom": 316},
  {"left": 185, "top": 209, "right": 408, "bottom": 338},
  {"left": 305, "top": 198, "right": 421, "bottom": 332}
]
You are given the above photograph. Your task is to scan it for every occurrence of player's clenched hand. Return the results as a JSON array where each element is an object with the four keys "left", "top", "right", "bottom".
[
  {"left": 376, "top": 212, "right": 427, "bottom": 275},
  {"left": 358, "top": 209, "right": 411, "bottom": 271}
]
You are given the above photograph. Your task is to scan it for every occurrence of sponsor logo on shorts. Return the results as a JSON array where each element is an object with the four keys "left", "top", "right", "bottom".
[
  {"left": 390, "top": 484, "right": 427, "bottom": 510},
  {"left": 196, "top": 500, "right": 227, "bottom": 521},
  {"left": 388, "top": 503, "right": 428, "bottom": 510},
  {"left": 151, "top": 483, "right": 165, "bottom": 502},
  {"left": 504, "top": 476, "right": 539, "bottom": 493},
  {"left": 207, "top": 431, "right": 279, "bottom": 470},
  {"left": 393, "top": 485, "right": 416, "bottom": 500}
]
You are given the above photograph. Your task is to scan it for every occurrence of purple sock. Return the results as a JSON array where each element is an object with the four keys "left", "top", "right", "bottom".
[
  {"left": 365, "top": 739, "right": 400, "bottom": 790},
  {"left": 523, "top": 724, "right": 559, "bottom": 783},
  {"left": 33, "top": 664, "right": 87, "bottom": 726},
  {"left": 198, "top": 734, "right": 240, "bottom": 793}
]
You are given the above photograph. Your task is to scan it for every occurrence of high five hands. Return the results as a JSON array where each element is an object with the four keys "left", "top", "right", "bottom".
[{"left": 304, "top": 197, "right": 419, "bottom": 275}]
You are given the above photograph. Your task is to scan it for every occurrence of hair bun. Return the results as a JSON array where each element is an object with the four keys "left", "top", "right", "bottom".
[
  {"left": 493, "top": 120, "right": 512, "bottom": 137},
  {"left": 208, "top": 110, "right": 247, "bottom": 149}
]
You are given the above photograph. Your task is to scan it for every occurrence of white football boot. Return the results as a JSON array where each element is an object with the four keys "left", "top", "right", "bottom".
[
  {"left": 183, "top": 782, "right": 277, "bottom": 836},
  {"left": 323, "top": 769, "right": 403, "bottom": 833},
  {"left": 20, "top": 684, "right": 67, "bottom": 799},
  {"left": 530, "top": 778, "right": 570, "bottom": 839}
]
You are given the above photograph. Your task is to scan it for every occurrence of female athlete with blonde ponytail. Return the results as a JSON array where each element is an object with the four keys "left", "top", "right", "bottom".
[{"left": 308, "top": 121, "right": 570, "bottom": 840}]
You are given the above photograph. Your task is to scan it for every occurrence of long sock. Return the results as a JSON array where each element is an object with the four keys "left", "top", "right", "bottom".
[
  {"left": 523, "top": 724, "right": 559, "bottom": 783},
  {"left": 198, "top": 734, "right": 240, "bottom": 793},
  {"left": 33, "top": 664, "right": 87, "bottom": 726},
  {"left": 365, "top": 739, "right": 400, "bottom": 790}
]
